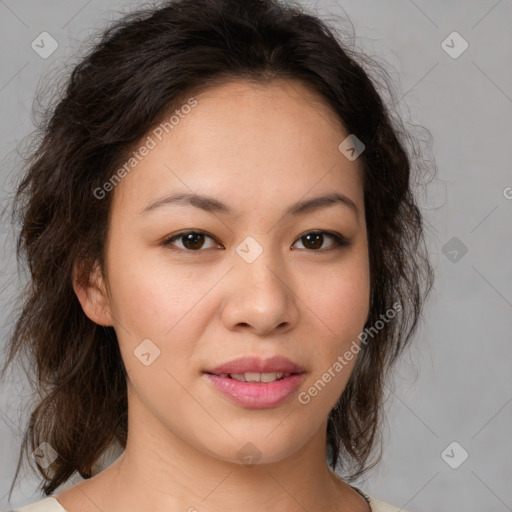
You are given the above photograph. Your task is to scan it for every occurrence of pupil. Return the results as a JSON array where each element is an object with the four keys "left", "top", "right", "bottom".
[
  {"left": 184, "top": 233, "right": 204, "bottom": 250},
  {"left": 303, "top": 233, "right": 322, "bottom": 250}
]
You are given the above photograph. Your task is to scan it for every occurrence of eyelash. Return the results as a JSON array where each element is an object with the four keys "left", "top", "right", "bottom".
[{"left": 161, "top": 230, "right": 351, "bottom": 255}]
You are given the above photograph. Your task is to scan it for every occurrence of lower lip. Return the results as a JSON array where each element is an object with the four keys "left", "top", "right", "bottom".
[{"left": 204, "top": 373, "right": 306, "bottom": 409}]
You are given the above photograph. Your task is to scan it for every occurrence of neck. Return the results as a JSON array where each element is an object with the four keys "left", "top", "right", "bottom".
[{"left": 58, "top": 385, "right": 369, "bottom": 512}]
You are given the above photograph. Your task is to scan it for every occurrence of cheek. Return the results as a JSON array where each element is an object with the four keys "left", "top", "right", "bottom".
[
  {"left": 306, "top": 257, "right": 370, "bottom": 343},
  {"left": 109, "top": 262, "right": 202, "bottom": 403},
  {"left": 297, "top": 263, "right": 369, "bottom": 410},
  {"left": 105, "top": 249, "right": 222, "bottom": 381},
  {"left": 298, "top": 255, "right": 370, "bottom": 407},
  {"left": 105, "top": 244, "right": 194, "bottom": 337}
]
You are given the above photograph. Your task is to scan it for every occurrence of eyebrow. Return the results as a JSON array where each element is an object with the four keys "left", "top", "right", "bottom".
[{"left": 139, "top": 191, "right": 359, "bottom": 218}]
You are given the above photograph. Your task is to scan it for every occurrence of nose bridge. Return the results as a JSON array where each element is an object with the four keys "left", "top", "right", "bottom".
[
  {"left": 234, "top": 233, "right": 287, "bottom": 293},
  {"left": 221, "top": 233, "right": 298, "bottom": 333}
]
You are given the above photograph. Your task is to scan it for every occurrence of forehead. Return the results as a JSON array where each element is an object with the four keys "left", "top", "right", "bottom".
[
  {"left": 111, "top": 78, "right": 364, "bottom": 218},
  {"left": 182, "top": 78, "right": 350, "bottom": 149}
]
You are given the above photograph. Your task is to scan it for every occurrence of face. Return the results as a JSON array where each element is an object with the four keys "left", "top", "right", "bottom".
[{"left": 78, "top": 79, "right": 370, "bottom": 466}]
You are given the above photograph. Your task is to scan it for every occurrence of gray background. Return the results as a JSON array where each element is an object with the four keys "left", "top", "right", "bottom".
[{"left": 1, "top": 0, "right": 511, "bottom": 511}]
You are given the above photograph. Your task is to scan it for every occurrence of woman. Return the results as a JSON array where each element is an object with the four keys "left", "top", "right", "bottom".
[{"left": 2, "top": 0, "right": 434, "bottom": 510}]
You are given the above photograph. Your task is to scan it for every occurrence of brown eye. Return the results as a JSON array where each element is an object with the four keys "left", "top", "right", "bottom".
[
  {"left": 162, "top": 231, "right": 221, "bottom": 252},
  {"left": 292, "top": 231, "right": 350, "bottom": 251},
  {"left": 182, "top": 232, "right": 205, "bottom": 250},
  {"left": 162, "top": 230, "right": 349, "bottom": 254}
]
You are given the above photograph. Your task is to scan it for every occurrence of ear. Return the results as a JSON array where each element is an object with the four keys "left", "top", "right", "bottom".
[{"left": 72, "top": 259, "right": 113, "bottom": 327}]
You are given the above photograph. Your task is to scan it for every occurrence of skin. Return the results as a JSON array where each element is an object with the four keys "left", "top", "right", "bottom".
[{"left": 62, "top": 79, "right": 371, "bottom": 512}]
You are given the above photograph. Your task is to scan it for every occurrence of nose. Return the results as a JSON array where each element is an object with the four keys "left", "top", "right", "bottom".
[{"left": 220, "top": 246, "right": 299, "bottom": 336}]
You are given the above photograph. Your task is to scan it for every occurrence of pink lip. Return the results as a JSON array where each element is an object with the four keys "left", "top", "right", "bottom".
[
  {"left": 205, "top": 355, "right": 306, "bottom": 375},
  {"left": 204, "top": 373, "right": 306, "bottom": 409},
  {"left": 203, "top": 355, "right": 306, "bottom": 409}
]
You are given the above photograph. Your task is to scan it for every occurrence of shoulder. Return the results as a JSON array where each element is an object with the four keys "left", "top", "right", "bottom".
[
  {"left": 367, "top": 494, "right": 408, "bottom": 512},
  {"left": 11, "top": 492, "right": 404, "bottom": 512},
  {"left": 346, "top": 485, "right": 407, "bottom": 512},
  {"left": 9, "top": 497, "right": 68, "bottom": 512}
]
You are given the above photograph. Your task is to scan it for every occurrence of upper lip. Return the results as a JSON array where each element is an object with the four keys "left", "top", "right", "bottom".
[{"left": 205, "top": 355, "right": 306, "bottom": 375}]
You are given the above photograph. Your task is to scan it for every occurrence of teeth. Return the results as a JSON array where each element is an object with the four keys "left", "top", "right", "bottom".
[{"left": 228, "top": 372, "right": 291, "bottom": 383}]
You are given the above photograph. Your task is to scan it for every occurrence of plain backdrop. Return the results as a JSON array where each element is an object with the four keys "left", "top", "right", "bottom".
[{"left": 1, "top": 1, "right": 511, "bottom": 511}]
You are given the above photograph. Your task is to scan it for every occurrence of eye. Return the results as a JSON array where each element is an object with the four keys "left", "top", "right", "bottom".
[
  {"left": 162, "top": 230, "right": 222, "bottom": 252},
  {"left": 161, "top": 229, "right": 350, "bottom": 254},
  {"left": 292, "top": 231, "right": 350, "bottom": 252}
]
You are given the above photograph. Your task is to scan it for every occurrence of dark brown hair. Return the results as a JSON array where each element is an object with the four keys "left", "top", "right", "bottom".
[{"left": 1, "top": 0, "right": 434, "bottom": 498}]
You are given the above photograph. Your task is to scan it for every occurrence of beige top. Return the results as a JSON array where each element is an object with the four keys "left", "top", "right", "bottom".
[{"left": 10, "top": 492, "right": 407, "bottom": 512}]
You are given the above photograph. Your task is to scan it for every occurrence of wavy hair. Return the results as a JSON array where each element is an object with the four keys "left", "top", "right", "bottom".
[{"left": 1, "top": 0, "right": 434, "bottom": 497}]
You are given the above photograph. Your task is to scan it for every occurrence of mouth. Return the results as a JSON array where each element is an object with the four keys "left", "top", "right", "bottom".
[
  {"left": 204, "top": 354, "right": 306, "bottom": 377},
  {"left": 204, "top": 370, "right": 300, "bottom": 383},
  {"left": 203, "top": 371, "right": 306, "bottom": 409},
  {"left": 202, "top": 355, "right": 307, "bottom": 409}
]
